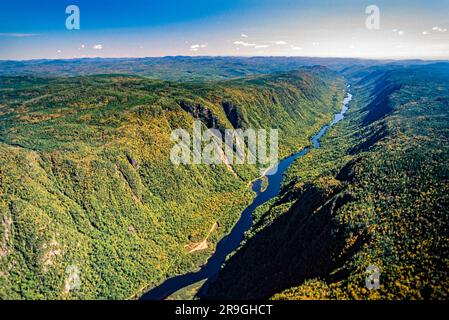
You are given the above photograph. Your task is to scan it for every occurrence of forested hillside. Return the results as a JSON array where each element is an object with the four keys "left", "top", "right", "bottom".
[
  {"left": 0, "top": 56, "right": 423, "bottom": 81},
  {"left": 202, "top": 63, "right": 449, "bottom": 300},
  {"left": 0, "top": 67, "right": 343, "bottom": 299},
  {"left": 0, "top": 57, "right": 355, "bottom": 80}
]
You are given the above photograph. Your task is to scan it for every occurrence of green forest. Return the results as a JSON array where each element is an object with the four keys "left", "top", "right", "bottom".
[
  {"left": 202, "top": 63, "right": 449, "bottom": 300},
  {"left": 1, "top": 57, "right": 448, "bottom": 300},
  {"left": 0, "top": 66, "right": 344, "bottom": 299}
]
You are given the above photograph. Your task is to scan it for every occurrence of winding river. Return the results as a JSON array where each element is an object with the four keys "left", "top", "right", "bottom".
[{"left": 141, "top": 89, "right": 353, "bottom": 300}]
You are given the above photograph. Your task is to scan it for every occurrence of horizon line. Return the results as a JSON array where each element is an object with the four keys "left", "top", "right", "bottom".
[{"left": 1, "top": 55, "right": 449, "bottom": 63}]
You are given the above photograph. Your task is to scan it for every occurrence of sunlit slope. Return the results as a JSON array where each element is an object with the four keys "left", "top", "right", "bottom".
[
  {"left": 202, "top": 63, "right": 449, "bottom": 300},
  {"left": 0, "top": 67, "right": 344, "bottom": 299}
]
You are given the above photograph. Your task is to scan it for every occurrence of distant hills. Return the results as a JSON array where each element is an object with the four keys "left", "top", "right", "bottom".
[{"left": 0, "top": 56, "right": 444, "bottom": 81}]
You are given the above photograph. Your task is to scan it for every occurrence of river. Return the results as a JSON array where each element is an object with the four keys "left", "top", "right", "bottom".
[{"left": 141, "top": 89, "right": 353, "bottom": 300}]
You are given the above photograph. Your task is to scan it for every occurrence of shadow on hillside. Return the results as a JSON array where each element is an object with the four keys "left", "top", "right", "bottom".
[
  {"left": 361, "top": 73, "right": 401, "bottom": 126},
  {"left": 200, "top": 167, "right": 366, "bottom": 299}
]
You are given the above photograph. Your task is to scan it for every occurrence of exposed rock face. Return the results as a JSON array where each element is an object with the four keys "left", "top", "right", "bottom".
[
  {"left": 178, "top": 101, "right": 222, "bottom": 129},
  {"left": 222, "top": 101, "right": 245, "bottom": 129},
  {"left": 126, "top": 154, "right": 139, "bottom": 170},
  {"left": 1, "top": 215, "right": 12, "bottom": 259}
]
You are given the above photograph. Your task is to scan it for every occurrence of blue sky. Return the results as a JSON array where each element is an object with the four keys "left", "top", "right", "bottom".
[{"left": 0, "top": 0, "right": 448, "bottom": 60}]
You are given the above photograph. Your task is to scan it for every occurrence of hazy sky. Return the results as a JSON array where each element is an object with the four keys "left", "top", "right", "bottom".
[{"left": 0, "top": 0, "right": 448, "bottom": 60}]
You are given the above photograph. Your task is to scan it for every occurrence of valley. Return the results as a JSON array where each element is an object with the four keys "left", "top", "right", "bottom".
[
  {"left": 0, "top": 58, "right": 448, "bottom": 300},
  {"left": 202, "top": 63, "right": 449, "bottom": 300},
  {"left": 0, "top": 65, "right": 344, "bottom": 299},
  {"left": 142, "top": 87, "right": 352, "bottom": 300}
]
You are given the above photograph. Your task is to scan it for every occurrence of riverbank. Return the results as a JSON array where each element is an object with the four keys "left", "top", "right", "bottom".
[{"left": 140, "top": 89, "right": 352, "bottom": 300}]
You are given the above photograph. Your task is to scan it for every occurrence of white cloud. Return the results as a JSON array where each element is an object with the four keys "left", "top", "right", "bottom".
[
  {"left": 422, "top": 26, "right": 447, "bottom": 35},
  {"left": 190, "top": 44, "right": 207, "bottom": 49},
  {"left": 432, "top": 26, "right": 447, "bottom": 32},
  {"left": 241, "top": 34, "right": 248, "bottom": 38},
  {"left": 274, "top": 40, "right": 288, "bottom": 45},
  {"left": 81, "top": 44, "right": 85, "bottom": 49},
  {"left": 190, "top": 43, "right": 208, "bottom": 51},
  {"left": 398, "top": 30, "right": 404, "bottom": 36},
  {"left": 93, "top": 44, "right": 103, "bottom": 50},
  {"left": 290, "top": 45, "right": 303, "bottom": 50},
  {"left": 233, "top": 41, "right": 256, "bottom": 47},
  {"left": 0, "top": 33, "right": 38, "bottom": 37},
  {"left": 312, "top": 42, "right": 320, "bottom": 46},
  {"left": 57, "top": 50, "right": 62, "bottom": 53},
  {"left": 255, "top": 45, "right": 269, "bottom": 49}
]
